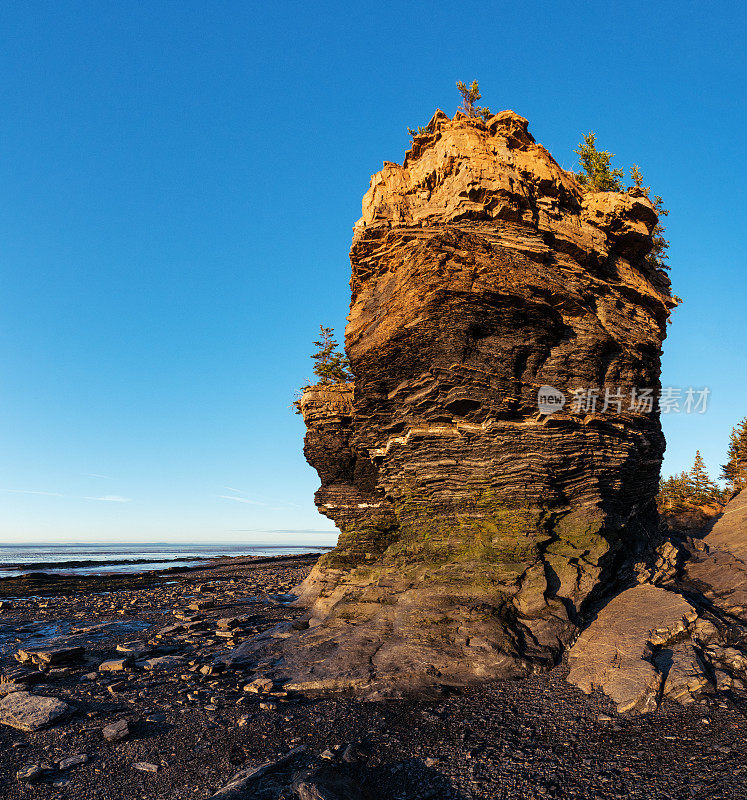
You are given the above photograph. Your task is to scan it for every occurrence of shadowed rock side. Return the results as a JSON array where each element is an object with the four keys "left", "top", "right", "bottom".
[{"left": 288, "top": 110, "right": 676, "bottom": 696}]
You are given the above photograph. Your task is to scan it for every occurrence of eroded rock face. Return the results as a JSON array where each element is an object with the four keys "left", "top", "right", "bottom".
[
  {"left": 567, "top": 585, "right": 698, "bottom": 714},
  {"left": 567, "top": 491, "right": 747, "bottom": 713},
  {"left": 291, "top": 110, "right": 675, "bottom": 695}
]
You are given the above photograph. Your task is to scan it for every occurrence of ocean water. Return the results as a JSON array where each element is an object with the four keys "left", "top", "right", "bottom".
[{"left": 0, "top": 542, "right": 332, "bottom": 578}]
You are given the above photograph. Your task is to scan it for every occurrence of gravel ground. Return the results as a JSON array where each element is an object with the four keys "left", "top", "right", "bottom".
[{"left": 0, "top": 555, "right": 744, "bottom": 800}]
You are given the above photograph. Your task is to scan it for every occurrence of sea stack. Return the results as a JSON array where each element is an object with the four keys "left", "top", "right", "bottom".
[{"left": 292, "top": 110, "right": 676, "bottom": 695}]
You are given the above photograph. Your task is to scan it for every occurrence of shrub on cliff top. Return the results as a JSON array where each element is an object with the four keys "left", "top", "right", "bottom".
[
  {"left": 630, "top": 164, "right": 670, "bottom": 271},
  {"left": 574, "top": 132, "right": 624, "bottom": 191},
  {"left": 456, "top": 79, "right": 491, "bottom": 120},
  {"left": 311, "top": 325, "right": 352, "bottom": 384},
  {"left": 408, "top": 80, "right": 492, "bottom": 138},
  {"left": 293, "top": 325, "right": 352, "bottom": 414}
]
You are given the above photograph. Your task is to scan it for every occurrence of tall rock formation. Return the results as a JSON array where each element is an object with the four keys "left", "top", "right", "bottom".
[{"left": 290, "top": 110, "right": 676, "bottom": 695}]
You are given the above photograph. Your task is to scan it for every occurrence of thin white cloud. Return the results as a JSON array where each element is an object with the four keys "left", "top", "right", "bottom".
[
  {"left": 4, "top": 489, "right": 130, "bottom": 503},
  {"left": 218, "top": 495, "right": 267, "bottom": 506},
  {"left": 224, "top": 487, "right": 244, "bottom": 494},
  {"left": 85, "top": 473, "right": 113, "bottom": 480},
  {"left": 3, "top": 489, "right": 65, "bottom": 497}
]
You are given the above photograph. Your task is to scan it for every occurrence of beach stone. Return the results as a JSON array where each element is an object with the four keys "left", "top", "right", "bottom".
[
  {"left": 244, "top": 677, "right": 275, "bottom": 694},
  {"left": 102, "top": 718, "right": 130, "bottom": 742},
  {"left": 132, "top": 761, "right": 159, "bottom": 773},
  {"left": 292, "top": 765, "right": 370, "bottom": 800},
  {"left": 144, "top": 655, "right": 184, "bottom": 671},
  {"left": 189, "top": 599, "right": 214, "bottom": 611},
  {"left": 16, "top": 764, "right": 43, "bottom": 782},
  {"left": 58, "top": 754, "right": 88, "bottom": 770},
  {"left": 0, "top": 691, "right": 73, "bottom": 732},
  {"left": 99, "top": 658, "right": 134, "bottom": 672},
  {"left": 207, "top": 746, "right": 306, "bottom": 799},
  {"left": 116, "top": 642, "right": 150, "bottom": 657}
]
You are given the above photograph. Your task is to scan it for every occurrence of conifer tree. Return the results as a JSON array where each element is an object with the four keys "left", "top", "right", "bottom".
[
  {"left": 628, "top": 165, "right": 670, "bottom": 271},
  {"left": 721, "top": 417, "right": 747, "bottom": 492},
  {"left": 310, "top": 325, "right": 352, "bottom": 384},
  {"left": 689, "top": 450, "right": 719, "bottom": 505},
  {"left": 575, "top": 132, "right": 624, "bottom": 192},
  {"left": 456, "top": 80, "right": 491, "bottom": 120}
]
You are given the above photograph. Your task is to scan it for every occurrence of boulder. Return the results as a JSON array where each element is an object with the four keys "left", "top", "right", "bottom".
[
  {"left": 567, "top": 585, "right": 697, "bottom": 713},
  {"left": 15, "top": 646, "right": 85, "bottom": 667},
  {"left": 0, "top": 691, "right": 73, "bottom": 731}
]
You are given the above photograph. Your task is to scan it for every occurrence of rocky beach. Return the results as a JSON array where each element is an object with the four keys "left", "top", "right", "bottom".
[{"left": 0, "top": 551, "right": 744, "bottom": 800}]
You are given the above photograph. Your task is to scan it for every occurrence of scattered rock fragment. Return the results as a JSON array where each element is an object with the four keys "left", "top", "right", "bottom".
[
  {"left": 16, "top": 764, "right": 43, "bottom": 782},
  {"left": 207, "top": 746, "right": 306, "bottom": 799},
  {"left": 293, "top": 764, "right": 371, "bottom": 800},
  {"left": 99, "top": 657, "right": 134, "bottom": 672},
  {"left": 133, "top": 762, "right": 160, "bottom": 773},
  {"left": 244, "top": 677, "right": 275, "bottom": 693},
  {"left": 15, "top": 645, "right": 85, "bottom": 667},
  {"left": 102, "top": 718, "right": 130, "bottom": 742},
  {"left": 58, "top": 753, "right": 89, "bottom": 770}
]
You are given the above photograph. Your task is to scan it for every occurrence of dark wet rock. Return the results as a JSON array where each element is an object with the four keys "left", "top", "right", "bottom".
[
  {"left": 293, "top": 764, "right": 371, "bottom": 800},
  {"left": 206, "top": 745, "right": 306, "bottom": 799},
  {"left": 102, "top": 718, "right": 130, "bottom": 742},
  {"left": 15, "top": 645, "right": 85, "bottom": 667},
  {"left": 58, "top": 753, "right": 88, "bottom": 770}
]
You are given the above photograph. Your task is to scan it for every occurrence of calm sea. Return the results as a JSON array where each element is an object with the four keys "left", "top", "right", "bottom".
[{"left": 0, "top": 542, "right": 333, "bottom": 578}]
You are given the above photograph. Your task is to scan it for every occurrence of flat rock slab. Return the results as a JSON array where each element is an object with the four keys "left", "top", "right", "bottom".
[
  {"left": 707, "top": 490, "right": 747, "bottom": 562},
  {"left": 15, "top": 646, "right": 85, "bottom": 667},
  {"left": 0, "top": 691, "right": 73, "bottom": 731},
  {"left": 567, "top": 585, "right": 697, "bottom": 714},
  {"left": 143, "top": 656, "right": 184, "bottom": 671}
]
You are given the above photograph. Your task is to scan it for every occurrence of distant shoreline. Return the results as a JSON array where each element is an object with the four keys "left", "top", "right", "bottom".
[
  {"left": 0, "top": 545, "right": 332, "bottom": 576},
  {"left": 0, "top": 550, "right": 326, "bottom": 598}
]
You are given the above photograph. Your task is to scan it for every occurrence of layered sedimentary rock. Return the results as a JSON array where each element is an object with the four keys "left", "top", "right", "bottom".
[{"left": 288, "top": 110, "right": 677, "bottom": 695}]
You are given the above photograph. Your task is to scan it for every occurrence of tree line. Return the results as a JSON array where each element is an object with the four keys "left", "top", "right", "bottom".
[{"left": 658, "top": 418, "right": 747, "bottom": 511}]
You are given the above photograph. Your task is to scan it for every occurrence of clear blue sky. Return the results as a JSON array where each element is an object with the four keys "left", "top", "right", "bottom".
[{"left": 1, "top": 1, "right": 745, "bottom": 542}]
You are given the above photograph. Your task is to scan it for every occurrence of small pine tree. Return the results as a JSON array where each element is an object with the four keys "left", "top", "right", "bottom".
[
  {"left": 630, "top": 163, "right": 645, "bottom": 188},
  {"left": 721, "top": 417, "right": 747, "bottom": 493},
  {"left": 689, "top": 451, "right": 720, "bottom": 505},
  {"left": 311, "top": 325, "right": 352, "bottom": 384},
  {"left": 648, "top": 194, "right": 670, "bottom": 271},
  {"left": 575, "top": 132, "right": 624, "bottom": 192},
  {"left": 407, "top": 124, "right": 431, "bottom": 137},
  {"left": 456, "top": 80, "right": 491, "bottom": 120},
  {"left": 628, "top": 165, "right": 670, "bottom": 271}
]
